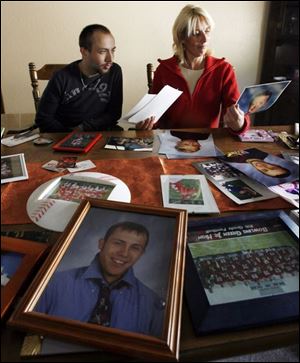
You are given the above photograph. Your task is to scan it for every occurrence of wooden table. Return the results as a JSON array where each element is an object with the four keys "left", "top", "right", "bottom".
[
  {"left": 1, "top": 114, "right": 298, "bottom": 361},
  {"left": 1, "top": 114, "right": 296, "bottom": 160}
]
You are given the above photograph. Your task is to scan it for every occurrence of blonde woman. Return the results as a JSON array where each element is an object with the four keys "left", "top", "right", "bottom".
[{"left": 138, "top": 4, "right": 249, "bottom": 133}]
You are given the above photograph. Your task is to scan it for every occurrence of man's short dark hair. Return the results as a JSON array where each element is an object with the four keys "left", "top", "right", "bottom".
[
  {"left": 104, "top": 222, "right": 149, "bottom": 247},
  {"left": 79, "top": 24, "right": 111, "bottom": 51}
]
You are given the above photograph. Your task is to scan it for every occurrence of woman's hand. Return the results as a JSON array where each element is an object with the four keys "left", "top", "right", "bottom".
[
  {"left": 224, "top": 105, "right": 245, "bottom": 131},
  {"left": 135, "top": 116, "right": 156, "bottom": 130}
]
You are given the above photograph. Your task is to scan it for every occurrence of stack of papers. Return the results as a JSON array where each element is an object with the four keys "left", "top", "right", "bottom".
[{"left": 122, "top": 85, "right": 182, "bottom": 124}]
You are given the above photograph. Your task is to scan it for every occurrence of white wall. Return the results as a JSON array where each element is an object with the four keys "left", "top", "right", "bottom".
[{"left": 1, "top": 1, "right": 268, "bottom": 114}]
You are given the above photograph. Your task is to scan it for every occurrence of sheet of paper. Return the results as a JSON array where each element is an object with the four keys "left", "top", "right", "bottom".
[
  {"left": 122, "top": 94, "right": 155, "bottom": 120},
  {"left": 127, "top": 85, "right": 182, "bottom": 124},
  {"left": 1, "top": 133, "right": 40, "bottom": 146}
]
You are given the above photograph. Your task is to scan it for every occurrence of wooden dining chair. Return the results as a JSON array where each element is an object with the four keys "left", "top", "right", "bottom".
[
  {"left": 1, "top": 89, "right": 5, "bottom": 114},
  {"left": 29, "top": 62, "right": 66, "bottom": 111},
  {"left": 146, "top": 63, "right": 154, "bottom": 93}
]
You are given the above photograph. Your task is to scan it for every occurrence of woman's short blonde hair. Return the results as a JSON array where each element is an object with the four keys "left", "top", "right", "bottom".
[{"left": 172, "top": 4, "right": 215, "bottom": 63}]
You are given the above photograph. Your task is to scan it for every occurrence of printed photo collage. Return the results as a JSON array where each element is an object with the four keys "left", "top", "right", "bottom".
[{"left": 193, "top": 159, "right": 277, "bottom": 205}]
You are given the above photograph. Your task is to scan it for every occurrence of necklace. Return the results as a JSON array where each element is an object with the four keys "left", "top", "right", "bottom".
[
  {"left": 80, "top": 75, "right": 88, "bottom": 89},
  {"left": 80, "top": 73, "right": 101, "bottom": 90}
]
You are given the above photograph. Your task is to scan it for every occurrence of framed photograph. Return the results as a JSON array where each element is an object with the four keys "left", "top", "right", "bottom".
[
  {"left": 1, "top": 237, "right": 48, "bottom": 320},
  {"left": 9, "top": 200, "right": 187, "bottom": 361},
  {"left": 185, "top": 210, "right": 299, "bottom": 335},
  {"left": 27, "top": 172, "right": 131, "bottom": 233},
  {"left": 160, "top": 175, "right": 219, "bottom": 214},
  {"left": 39, "top": 174, "right": 116, "bottom": 203},
  {"left": 1, "top": 153, "right": 29, "bottom": 184},
  {"left": 52, "top": 131, "right": 102, "bottom": 153}
]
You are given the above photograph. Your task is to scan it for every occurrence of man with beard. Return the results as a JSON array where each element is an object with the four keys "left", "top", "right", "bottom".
[{"left": 35, "top": 24, "right": 124, "bottom": 132}]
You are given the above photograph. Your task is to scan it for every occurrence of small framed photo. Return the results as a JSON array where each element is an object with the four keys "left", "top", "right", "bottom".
[
  {"left": 185, "top": 210, "right": 299, "bottom": 335},
  {"left": 1, "top": 153, "right": 29, "bottom": 184},
  {"left": 9, "top": 200, "right": 187, "bottom": 361},
  {"left": 160, "top": 175, "right": 219, "bottom": 214},
  {"left": 52, "top": 131, "right": 102, "bottom": 153},
  {"left": 39, "top": 174, "right": 116, "bottom": 203},
  {"left": 1, "top": 237, "right": 48, "bottom": 320}
]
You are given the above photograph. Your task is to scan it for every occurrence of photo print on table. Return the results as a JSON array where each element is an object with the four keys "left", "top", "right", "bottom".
[
  {"left": 193, "top": 159, "right": 277, "bottom": 205},
  {"left": 161, "top": 175, "right": 219, "bottom": 214}
]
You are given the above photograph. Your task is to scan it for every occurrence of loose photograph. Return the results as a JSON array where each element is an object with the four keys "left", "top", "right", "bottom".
[
  {"left": 104, "top": 136, "right": 154, "bottom": 151},
  {"left": 193, "top": 160, "right": 277, "bottom": 205},
  {"left": 196, "top": 160, "right": 240, "bottom": 181},
  {"left": 161, "top": 175, "right": 219, "bottom": 214},
  {"left": 220, "top": 179, "right": 263, "bottom": 201},
  {"left": 269, "top": 181, "right": 299, "bottom": 201},
  {"left": 237, "top": 80, "right": 290, "bottom": 114},
  {"left": 159, "top": 130, "right": 218, "bottom": 158},
  {"left": 220, "top": 148, "right": 299, "bottom": 187}
]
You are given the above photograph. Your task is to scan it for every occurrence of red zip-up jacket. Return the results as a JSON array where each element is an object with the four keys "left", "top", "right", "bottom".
[{"left": 151, "top": 55, "right": 249, "bottom": 133}]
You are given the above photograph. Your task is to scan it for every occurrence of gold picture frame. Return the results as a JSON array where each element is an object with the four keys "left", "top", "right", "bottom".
[{"left": 9, "top": 199, "right": 187, "bottom": 361}]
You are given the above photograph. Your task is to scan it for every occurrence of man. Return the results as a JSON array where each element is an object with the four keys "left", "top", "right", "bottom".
[
  {"left": 35, "top": 222, "right": 165, "bottom": 338},
  {"left": 35, "top": 24, "right": 123, "bottom": 132}
]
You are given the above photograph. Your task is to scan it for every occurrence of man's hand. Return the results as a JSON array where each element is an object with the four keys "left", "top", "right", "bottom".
[
  {"left": 136, "top": 116, "right": 156, "bottom": 130},
  {"left": 224, "top": 105, "right": 245, "bottom": 131}
]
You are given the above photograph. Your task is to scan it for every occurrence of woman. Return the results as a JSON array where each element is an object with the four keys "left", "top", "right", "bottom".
[{"left": 137, "top": 4, "right": 249, "bottom": 132}]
